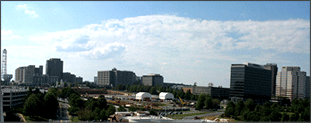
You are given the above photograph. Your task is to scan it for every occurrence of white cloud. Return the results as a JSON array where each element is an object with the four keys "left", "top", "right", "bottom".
[
  {"left": 1, "top": 29, "right": 12, "bottom": 36},
  {"left": 25, "top": 15, "right": 310, "bottom": 64},
  {"left": 14, "top": 15, "right": 310, "bottom": 84},
  {"left": 16, "top": 4, "right": 39, "bottom": 18},
  {"left": 1, "top": 29, "right": 22, "bottom": 41}
]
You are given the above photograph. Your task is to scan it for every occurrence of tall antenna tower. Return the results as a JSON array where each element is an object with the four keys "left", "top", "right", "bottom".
[{"left": 2, "top": 49, "right": 7, "bottom": 75}]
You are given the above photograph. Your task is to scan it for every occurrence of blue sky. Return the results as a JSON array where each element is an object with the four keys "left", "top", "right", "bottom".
[{"left": 1, "top": 1, "right": 310, "bottom": 87}]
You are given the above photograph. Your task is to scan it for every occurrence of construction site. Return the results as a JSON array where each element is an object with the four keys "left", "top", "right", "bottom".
[{"left": 80, "top": 89, "right": 196, "bottom": 113}]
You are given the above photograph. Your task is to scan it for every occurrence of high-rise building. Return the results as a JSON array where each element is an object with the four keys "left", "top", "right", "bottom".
[
  {"left": 263, "top": 63, "right": 278, "bottom": 97},
  {"left": 276, "top": 66, "right": 309, "bottom": 101},
  {"left": 230, "top": 63, "right": 272, "bottom": 104},
  {"left": 142, "top": 74, "right": 164, "bottom": 86},
  {"left": 15, "top": 65, "right": 43, "bottom": 84},
  {"left": 97, "top": 68, "right": 136, "bottom": 87},
  {"left": 94, "top": 76, "right": 98, "bottom": 85},
  {"left": 46, "top": 58, "right": 63, "bottom": 81}
]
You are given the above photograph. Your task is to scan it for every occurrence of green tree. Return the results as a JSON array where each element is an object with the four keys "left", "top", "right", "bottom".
[
  {"left": 244, "top": 99, "right": 255, "bottom": 111},
  {"left": 289, "top": 111, "right": 300, "bottom": 121},
  {"left": 99, "top": 109, "right": 107, "bottom": 120},
  {"left": 93, "top": 107, "right": 101, "bottom": 121},
  {"left": 129, "top": 106, "right": 137, "bottom": 111},
  {"left": 117, "top": 105, "right": 127, "bottom": 112},
  {"left": 97, "top": 95, "right": 107, "bottom": 110},
  {"left": 77, "top": 108, "right": 95, "bottom": 121},
  {"left": 204, "top": 95, "right": 213, "bottom": 109},
  {"left": 47, "top": 87, "right": 59, "bottom": 97},
  {"left": 299, "top": 107, "right": 310, "bottom": 121},
  {"left": 212, "top": 99, "right": 220, "bottom": 109},
  {"left": 262, "top": 102, "right": 271, "bottom": 117},
  {"left": 43, "top": 92, "right": 59, "bottom": 119},
  {"left": 23, "top": 94, "right": 42, "bottom": 116},
  {"left": 184, "top": 90, "right": 191, "bottom": 100},
  {"left": 68, "top": 107, "right": 80, "bottom": 116},
  {"left": 225, "top": 107, "right": 235, "bottom": 117},
  {"left": 149, "top": 87, "right": 157, "bottom": 95},
  {"left": 149, "top": 109, "right": 157, "bottom": 116},
  {"left": 105, "top": 104, "right": 116, "bottom": 117},
  {"left": 268, "top": 109, "right": 282, "bottom": 121},
  {"left": 281, "top": 112, "right": 290, "bottom": 122},
  {"left": 234, "top": 100, "right": 244, "bottom": 116},
  {"left": 196, "top": 94, "right": 205, "bottom": 110}
]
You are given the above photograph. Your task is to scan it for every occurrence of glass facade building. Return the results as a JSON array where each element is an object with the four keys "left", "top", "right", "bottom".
[{"left": 230, "top": 63, "right": 272, "bottom": 103}]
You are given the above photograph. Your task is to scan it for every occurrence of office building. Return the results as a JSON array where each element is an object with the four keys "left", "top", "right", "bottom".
[
  {"left": 15, "top": 65, "right": 43, "bottom": 84},
  {"left": 276, "top": 66, "right": 310, "bottom": 101},
  {"left": 263, "top": 63, "right": 278, "bottom": 97},
  {"left": 230, "top": 63, "right": 272, "bottom": 103},
  {"left": 46, "top": 58, "right": 63, "bottom": 81},
  {"left": 182, "top": 86, "right": 230, "bottom": 100},
  {"left": 94, "top": 76, "right": 98, "bottom": 85},
  {"left": 142, "top": 74, "right": 163, "bottom": 86},
  {"left": 98, "top": 68, "right": 137, "bottom": 87},
  {"left": 306, "top": 76, "right": 310, "bottom": 99},
  {"left": 76, "top": 76, "right": 83, "bottom": 84}
]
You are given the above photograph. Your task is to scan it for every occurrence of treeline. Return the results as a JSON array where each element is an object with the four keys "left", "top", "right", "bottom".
[
  {"left": 114, "top": 84, "right": 199, "bottom": 100},
  {"left": 66, "top": 88, "right": 116, "bottom": 121},
  {"left": 196, "top": 93, "right": 220, "bottom": 110},
  {"left": 224, "top": 98, "right": 310, "bottom": 122},
  {"left": 10, "top": 87, "right": 59, "bottom": 121}
]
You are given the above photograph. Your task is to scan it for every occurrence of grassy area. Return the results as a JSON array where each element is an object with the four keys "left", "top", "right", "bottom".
[
  {"left": 71, "top": 116, "right": 80, "bottom": 122},
  {"left": 24, "top": 115, "right": 48, "bottom": 122},
  {"left": 167, "top": 112, "right": 213, "bottom": 119}
]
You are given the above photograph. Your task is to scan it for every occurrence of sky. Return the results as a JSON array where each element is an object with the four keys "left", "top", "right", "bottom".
[{"left": 1, "top": 1, "right": 310, "bottom": 87}]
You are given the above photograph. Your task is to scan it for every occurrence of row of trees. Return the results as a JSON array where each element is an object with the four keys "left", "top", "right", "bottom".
[
  {"left": 114, "top": 84, "right": 199, "bottom": 101},
  {"left": 224, "top": 98, "right": 310, "bottom": 122},
  {"left": 196, "top": 93, "right": 220, "bottom": 110},
  {"left": 23, "top": 87, "right": 59, "bottom": 120},
  {"left": 67, "top": 91, "right": 116, "bottom": 121}
]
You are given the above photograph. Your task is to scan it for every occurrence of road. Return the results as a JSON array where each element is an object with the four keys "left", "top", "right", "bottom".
[
  {"left": 54, "top": 102, "right": 71, "bottom": 122},
  {"left": 182, "top": 111, "right": 224, "bottom": 120}
]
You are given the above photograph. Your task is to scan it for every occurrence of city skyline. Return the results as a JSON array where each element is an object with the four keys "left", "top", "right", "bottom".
[{"left": 1, "top": 1, "right": 310, "bottom": 87}]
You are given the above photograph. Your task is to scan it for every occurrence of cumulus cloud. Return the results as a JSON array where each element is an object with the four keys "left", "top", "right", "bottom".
[
  {"left": 80, "top": 42, "right": 126, "bottom": 60},
  {"left": 28, "top": 15, "right": 309, "bottom": 63},
  {"left": 16, "top": 4, "right": 39, "bottom": 18}
]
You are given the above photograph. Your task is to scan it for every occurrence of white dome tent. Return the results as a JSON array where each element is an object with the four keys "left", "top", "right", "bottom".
[
  {"left": 136, "top": 92, "right": 151, "bottom": 101},
  {"left": 159, "top": 92, "right": 174, "bottom": 100}
]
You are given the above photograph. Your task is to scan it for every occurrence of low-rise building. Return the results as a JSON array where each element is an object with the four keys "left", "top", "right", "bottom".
[
  {"left": 159, "top": 92, "right": 174, "bottom": 100},
  {"left": 135, "top": 92, "right": 151, "bottom": 101},
  {"left": 182, "top": 86, "right": 230, "bottom": 100},
  {"left": 2, "top": 88, "right": 28, "bottom": 111}
]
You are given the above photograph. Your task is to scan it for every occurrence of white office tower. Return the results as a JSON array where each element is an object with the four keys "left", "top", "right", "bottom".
[{"left": 276, "top": 66, "right": 309, "bottom": 101}]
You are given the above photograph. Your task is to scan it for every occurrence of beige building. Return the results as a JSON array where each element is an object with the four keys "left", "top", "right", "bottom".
[
  {"left": 15, "top": 65, "right": 43, "bottom": 84},
  {"left": 142, "top": 74, "right": 163, "bottom": 86},
  {"left": 98, "top": 68, "right": 136, "bottom": 87},
  {"left": 276, "top": 66, "right": 309, "bottom": 101}
]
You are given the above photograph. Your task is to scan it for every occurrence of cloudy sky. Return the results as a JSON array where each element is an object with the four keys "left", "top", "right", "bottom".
[{"left": 1, "top": 1, "right": 310, "bottom": 87}]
